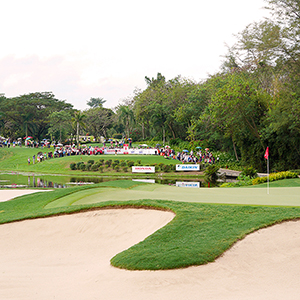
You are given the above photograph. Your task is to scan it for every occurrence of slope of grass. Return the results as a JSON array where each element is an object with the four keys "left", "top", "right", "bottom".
[
  {"left": 0, "top": 147, "right": 184, "bottom": 177},
  {"left": 1, "top": 180, "right": 300, "bottom": 270},
  {"left": 249, "top": 178, "right": 300, "bottom": 188}
]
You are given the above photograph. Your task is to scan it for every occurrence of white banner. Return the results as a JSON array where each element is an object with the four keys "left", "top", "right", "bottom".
[
  {"left": 132, "top": 166, "right": 155, "bottom": 173},
  {"left": 103, "top": 148, "right": 158, "bottom": 155},
  {"left": 132, "top": 179, "right": 156, "bottom": 183},
  {"left": 176, "top": 164, "right": 200, "bottom": 171},
  {"left": 176, "top": 181, "right": 200, "bottom": 188},
  {"left": 104, "top": 148, "right": 124, "bottom": 154}
]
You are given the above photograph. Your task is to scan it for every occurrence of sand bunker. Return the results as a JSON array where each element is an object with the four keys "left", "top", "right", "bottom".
[
  {"left": 0, "top": 189, "right": 45, "bottom": 202},
  {"left": 0, "top": 191, "right": 300, "bottom": 299}
]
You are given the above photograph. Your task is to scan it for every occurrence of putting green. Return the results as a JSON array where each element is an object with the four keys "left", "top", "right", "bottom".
[{"left": 45, "top": 183, "right": 300, "bottom": 209}]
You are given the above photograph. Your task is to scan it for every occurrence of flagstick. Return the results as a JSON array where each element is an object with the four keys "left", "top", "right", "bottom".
[{"left": 267, "top": 155, "right": 269, "bottom": 195}]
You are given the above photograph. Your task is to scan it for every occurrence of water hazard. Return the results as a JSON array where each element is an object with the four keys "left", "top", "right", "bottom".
[{"left": 0, "top": 172, "right": 205, "bottom": 189}]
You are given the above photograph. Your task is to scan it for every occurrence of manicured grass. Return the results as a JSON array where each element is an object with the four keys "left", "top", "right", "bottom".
[
  {"left": 0, "top": 147, "right": 185, "bottom": 177},
  {"left": 46, "top": 182, "right": 300, "bottom": 207},
  {"left": 1, "top": 180, "right": 300, "bottom": 270},
  {"left": 249, "top": 178, "right": 300, "bottom": 188}
]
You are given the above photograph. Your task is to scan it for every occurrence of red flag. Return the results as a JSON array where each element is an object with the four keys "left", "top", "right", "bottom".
[{"left": 264, "top": 147, "right": 269, "bottom": 160}]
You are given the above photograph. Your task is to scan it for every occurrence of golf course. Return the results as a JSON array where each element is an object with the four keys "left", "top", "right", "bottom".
[{"left": 1, "top": 147, "right": 300, "bottom": 299}]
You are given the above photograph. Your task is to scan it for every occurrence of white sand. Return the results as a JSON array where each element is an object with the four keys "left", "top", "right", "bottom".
[
  {"left": 0, "top": 189, "right": 46, "bottom": 202},
  {"left": 1, "top": 190, "right": 300, "bottom": 299}
]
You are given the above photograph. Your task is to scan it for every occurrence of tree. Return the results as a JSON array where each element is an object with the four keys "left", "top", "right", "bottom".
[
  {"left": 208, "top": 72, "right": 270, "bottom": 169},
  {"left": 85, "top": 107, "right": 114, "bottom": 140},
  {"left": 1, "top": 92, "right": 73, "bottom": 140},
  {"left": 48, "top": 111, "right": 72, "bottom": 142},
  {"left": 116, "top": 105, "right": 134, "bottom": 138},
  {"left": 86, "top": 97, "right": 106, "bottom": 108},
  {"left": 72, "top": 111, "right": 86, "bottom": 145}
]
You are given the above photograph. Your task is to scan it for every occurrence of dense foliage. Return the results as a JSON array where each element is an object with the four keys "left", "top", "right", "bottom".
[{"left": 1, "top": 1, "right": 300, "bottom": 171}]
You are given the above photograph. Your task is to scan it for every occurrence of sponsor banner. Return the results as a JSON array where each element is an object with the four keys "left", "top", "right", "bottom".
[
  {"left": 104, "top": 148, "right": 124, "bottom": 154},
  {"left": 132, "top": 179, "right": 155, "bottom": 184},
  {"left": 176, "top": 164, "right": 200, "bottom": 171},
  {"left": 176, "top": 181, "right": 200, "bottom": 188},
  {"left": 104, "top": 148, "right": 157, "bottom": 155},
  {"left": 132, "top": 166, "right": 155, "bottom": 173}
]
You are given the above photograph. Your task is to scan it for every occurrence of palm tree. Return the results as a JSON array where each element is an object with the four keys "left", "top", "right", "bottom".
[
  {"left": 72, "top": 111, "right": 86, "bottom": 145},
  {"left": 117, "top": 105, "right": 134, "bottom": 138}
]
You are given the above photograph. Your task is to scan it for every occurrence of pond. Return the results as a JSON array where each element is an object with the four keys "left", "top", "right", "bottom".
[{"left": 0, "top": 172, "right": 206, "bottom": 189}]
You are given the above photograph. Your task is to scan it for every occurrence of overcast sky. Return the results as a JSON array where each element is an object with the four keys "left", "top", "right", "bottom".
[{"left": 0, "top": 0, "right": 269, "bottom": 110}]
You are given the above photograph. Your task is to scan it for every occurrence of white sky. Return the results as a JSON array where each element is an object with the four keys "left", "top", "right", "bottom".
[{"left": 0, "top": 0, "right": 269, "bottom": 110}]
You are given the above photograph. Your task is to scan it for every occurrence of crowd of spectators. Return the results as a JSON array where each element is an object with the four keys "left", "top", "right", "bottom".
[{"left": 1, "top": 136, "right": 217, "bottom": 166}]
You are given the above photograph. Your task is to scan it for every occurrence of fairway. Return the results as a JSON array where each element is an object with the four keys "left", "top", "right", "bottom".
[{"left": 45, "top": 183, "right": 300, "bottom": 209}]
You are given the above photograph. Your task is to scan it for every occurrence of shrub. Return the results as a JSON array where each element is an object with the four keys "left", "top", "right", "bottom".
[
  {"left": 120, "top": 161, "right": 126, "bottom": 167},
  {"left": 98, "top": 159, "right": 104, "bottom": 165},
  {"left": 123, "top": 166, "right": 128, "bottom": 172},
  {"left": 94, "top": 162, "right": 101, "bottom": 168},
  {"left": 112, "top": 163, "right": 118, "bottom": 169},
  {"left": 91, "top": 164, "right": 99, "bottom": 171},
  {"left": 99, "top": 166, "right": 104, "bottom": 173},
  {"left": 252, "top": 171, "right": 298, "bottom": 185},
  {"left": 162, "top": 164, "right": 171, "bottom": 172},
  {"left": 86, "top": 163, "right": 92, "bottom": 171},
  {"left": 290, "top": 169, "right": 300, "bottom": 175},
  {"left": 204, "top": 165, "right": 220, "bottom": 184},
  {"left": 105, "top": 160, "right": 112, "bottom": 168},
  {"left": 70, "top": 163, "right": 77, "bottom": 170},
  {"left": 158, "top": 163, "right": 165, "bottom": 171},
  {"left": 240, "top": 166, "right": 257, "bottom": 178},
  {"left": 170, "top": 164, "right": 176, "bottom": 171},
  {"left": 76, "top": 162, "right": 84, "bottom": 169},
  {"left": 113, "top": 159, "right": 120, "bottom": 165},
  {"left": 79, "top": 164, "right": 86, "bottom": 171},
  {"left": 88, "top": 159, "right": 95, "bottom": 165},
  {"left": 221, "top": 175, "right": 253, "bottom": 187},
  {"left": 137, "top": 159, "right": 141, "bottom": 165},
  {"left": 115, "top": 166, "right": 120, "bottom": 172},
  {"left": 127, "top": 161, "right": 135, "bottom": 167}
]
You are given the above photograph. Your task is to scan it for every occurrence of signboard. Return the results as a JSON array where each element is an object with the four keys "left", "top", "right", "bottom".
[
  {"left": 104, "top": 148, "right": 123, "bottom": 154},
  {"left": 176, "top": 181, "right": 200, "bottom": 188},
  {"left": 103, "top": 147, "right": 157, "bottom": 155},
  {"left": 132, "top": 179, "right": 155, "bottom": 183},
  {"left": 176, "top": 164, "right": 200, "bottom": 171},
  {"left": 132, "top": 166, "right": 155, "bottom": 173}
]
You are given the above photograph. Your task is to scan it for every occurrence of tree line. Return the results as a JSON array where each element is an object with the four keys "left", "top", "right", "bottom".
[
  {"left": 1, "top": 0, "right": 299, "bottom": 171},
  {"left": 127, "top": 0, "right": 300, "bottom": 171},
  {"left": 0, "top": 93, "right": 124, "bottom": 145}
]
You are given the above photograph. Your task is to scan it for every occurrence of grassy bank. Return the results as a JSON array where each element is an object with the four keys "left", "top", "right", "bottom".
[
  {"left": 0, "top": 147, "right": 203, "bottom": 179},
  {"left": 1, "top": 180, "right": 300, "bottom": 270}
]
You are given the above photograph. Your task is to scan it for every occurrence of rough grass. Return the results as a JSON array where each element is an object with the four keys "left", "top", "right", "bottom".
[{"left": 1, "top": 180, "right": 300, "bottom": 270}]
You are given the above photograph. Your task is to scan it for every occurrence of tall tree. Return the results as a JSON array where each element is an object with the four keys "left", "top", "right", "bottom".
[
  {"left": 116, "top": 105, "right": 134, "bottom": 138},
  {"left": 2, "top": 92, "right": 73, "bottom": 140},
  {"left": 48, "top": 111, "right": 72, "bottom": 142},
  {"left": 86, "top": 97, "right": 106, "bottom": 108},
  {"left": 85, "top": 107, "right": 114, "bottom": 140},
  {"left": 72, "top": 111, "right": 86, "bottom": 145}
]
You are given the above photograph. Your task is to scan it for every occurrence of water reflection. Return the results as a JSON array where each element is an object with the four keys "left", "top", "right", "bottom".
[
  {"left": 0, "top": 172, "right": 205, "bottom": 188},
  {"left": 28, "top": 175, "right": 66, "bottom": 188}
]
